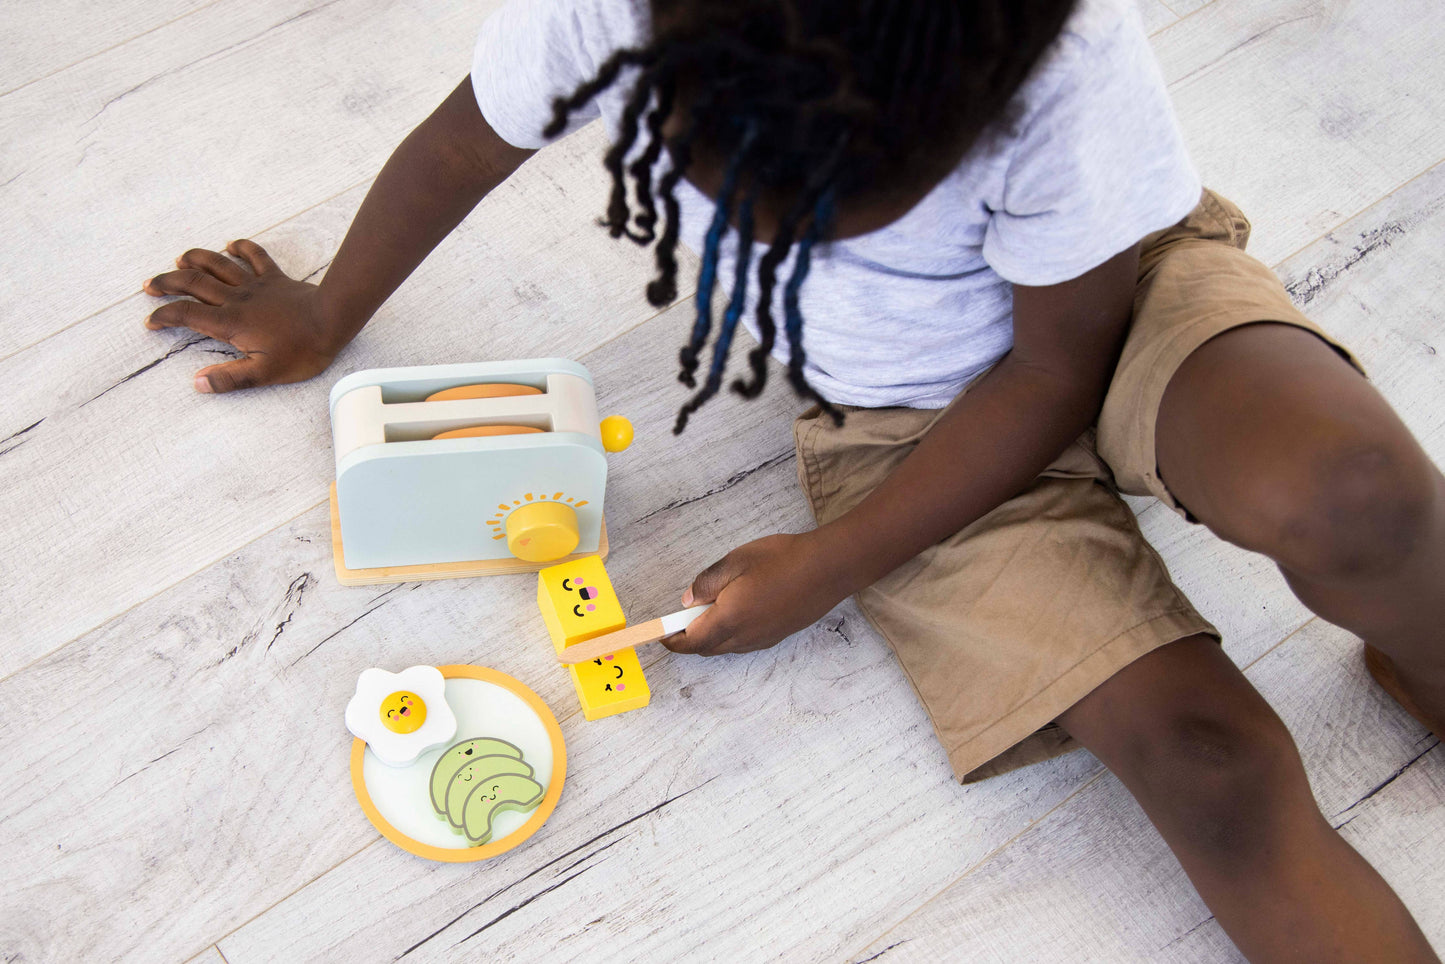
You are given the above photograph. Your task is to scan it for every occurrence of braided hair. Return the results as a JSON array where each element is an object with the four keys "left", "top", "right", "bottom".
[{"left": 544, "top": 0, "right": 1078, "bottom": 432}]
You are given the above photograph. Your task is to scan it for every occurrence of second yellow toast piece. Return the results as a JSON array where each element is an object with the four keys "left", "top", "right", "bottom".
[
  {"left": 537, "top": 556, "right": 651, "bottom": 720},
  {"left": 569, "top": 649, "right": 650, "bottom": 720}
]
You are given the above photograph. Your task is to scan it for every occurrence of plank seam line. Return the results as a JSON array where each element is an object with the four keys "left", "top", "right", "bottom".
[
  {"left": 1153, "top": 0, "right": 1221, "bottom": 34},
  {"left": 0, "top": 166, "right": 697, "bottom": 368},
  {"left": 839, "top": 612, "right": 1346, "bottom": 961},
  {"left": 569, "top": 281, "right": 701, "bottom": 359},
  {"left": 0, "top": 0, "right": 229, "bottom": 100},
  {"left": 208, "top": 692, "right": 592, "bottom": 954},
  {"left": 211, "top": 764, "right": 709, "bottom": 955},
  {"left": 1239, "top": 615, "right": 1318, "bottom": 672},
  {"left": 11, "top": 151, "right": 1439, "bottom": 368},
  {"left": 10, "top": 122, "right": 1437, "bottom": 372},
  {"left": 211, "top": 837, "right": 383, "bottom": 958},
  {"left": 0, "top": 274, "right": 710, "bottom": 682},
  {"left": 1264, "top": 156, "right": 1445, "bottom": 272},
  {"left": 0, "top": 495, "right": 325, "bottom": 687},
  {"left": 1, "top": 274, "right": 705, "bottom": 675},
  {"left": 840, "top": 768, "right": 1110, "bottom": 962},
  {"left": 1176, "top": 0, "right": 1226, "bottom": 27},
  {"left": 0, "top": 173, "right": 375, "bottom": 367}
]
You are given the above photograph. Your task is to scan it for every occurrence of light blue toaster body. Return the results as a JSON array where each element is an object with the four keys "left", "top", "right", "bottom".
[{"left": 330, "top": 359, "right": 608, "bottom": 571}]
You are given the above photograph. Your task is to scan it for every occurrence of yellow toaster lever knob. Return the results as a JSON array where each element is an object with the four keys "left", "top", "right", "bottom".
[
  {"left": 506, "top": 502, "right": 580, "bottom": 563},
  {"left": 599, "top": 415, "right": 633, "bottom": 453}
]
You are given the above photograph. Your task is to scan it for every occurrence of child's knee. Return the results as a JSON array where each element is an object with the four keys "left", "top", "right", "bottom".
[
  {"left": 1130, "top": 704, "right": 1312, "bottom": 865},
  {"left": 1240, "top": 433, "right": 1437, "bottom": 581}
]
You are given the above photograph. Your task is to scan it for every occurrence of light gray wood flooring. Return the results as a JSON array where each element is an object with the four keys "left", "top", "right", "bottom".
[{"left": 1, "top": 0, "right": 1440, "bottom": 960}]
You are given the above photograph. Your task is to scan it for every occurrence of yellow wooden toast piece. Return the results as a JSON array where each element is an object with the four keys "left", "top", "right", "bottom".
[{"left": 537, "top": 557, "right": 651, "bottom": 720}]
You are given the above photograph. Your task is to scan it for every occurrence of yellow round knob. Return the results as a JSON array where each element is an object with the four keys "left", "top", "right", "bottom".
[
  {"left": 505, "top": 501, "right": 580, "bottom": 563},
  {"left": 379, "top": 691, "right": 426, "bottom": 734},
  {"left": 599, "top": 415, "right": 634, "bottom": 453}
]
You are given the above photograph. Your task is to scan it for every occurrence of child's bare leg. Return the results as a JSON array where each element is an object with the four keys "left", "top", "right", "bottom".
[
  {"left": 1058, "top": 636, "right": 1439, "bottom": 963},
  {"left": 1156, "top": 322, "right": 1445, "bottom": 735}
]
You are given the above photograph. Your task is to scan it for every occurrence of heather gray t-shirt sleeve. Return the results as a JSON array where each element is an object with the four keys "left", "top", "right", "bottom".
[
  {"left": 471, "top": 0, "right": 649, "bottom": 149},
  {"left": 981, "top": 5, "right": 1200, "bottom": 286}
]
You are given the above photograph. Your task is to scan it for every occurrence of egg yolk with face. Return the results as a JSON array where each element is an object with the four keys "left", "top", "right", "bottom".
[{"left": 379, "top": 691, "right": 426, "bottom": 734}]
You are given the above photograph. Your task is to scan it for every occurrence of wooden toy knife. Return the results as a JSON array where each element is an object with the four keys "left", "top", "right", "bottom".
[{"left": 555, "top": 605, "right": 712, "bottom": 664}]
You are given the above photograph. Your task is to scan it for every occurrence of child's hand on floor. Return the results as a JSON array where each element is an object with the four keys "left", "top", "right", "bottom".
[
  {"left": 664, "top": 532, "right": 855, "bottom": 656},
  {"left": 143, "top": 240, "right": 347, "bottom": 393}
]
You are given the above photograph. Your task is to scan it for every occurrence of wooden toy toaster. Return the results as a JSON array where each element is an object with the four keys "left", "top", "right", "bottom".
[{"left": 327, "top": 359, "right": 632, "bottom": 585}]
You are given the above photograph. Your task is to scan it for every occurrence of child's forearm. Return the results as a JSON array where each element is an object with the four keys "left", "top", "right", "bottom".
[
  {"left": 671, "top": 247, "right": 1137, "bottom": 657},
  {"left": 669, "top": 354, "right": 1118, "bottom": 658},
  {"left": 316, "top": 78, "right": 535, "bottom": 342},
  {"left": 812, "top": 247, "right": 1141, "bottom": 596},
  {"left": 815, "top": 354, "right": 1108, "bottom": 593}
]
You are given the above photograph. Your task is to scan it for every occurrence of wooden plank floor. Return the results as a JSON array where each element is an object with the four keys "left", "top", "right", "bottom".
[{"left": 1, "top": 0, "right": 1440, "bottom": 960}]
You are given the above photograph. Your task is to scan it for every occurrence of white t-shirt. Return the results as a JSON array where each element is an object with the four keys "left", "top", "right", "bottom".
[{"left": 472, "top": 0, "right": 1200, "bottom": 408}]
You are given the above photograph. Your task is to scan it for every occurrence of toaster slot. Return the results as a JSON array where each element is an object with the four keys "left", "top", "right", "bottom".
[
  {"left": 424, "top": 383, "right": 543, "bottom": 402},
  {"left": 383, "top": 412, "right": 553, "bottom": 443},
  {"left": 377, "top": 379, "right": 547, "bottom": 404},
  {"left": 431, "top": 425, "right": 544, "bottom": 440}
]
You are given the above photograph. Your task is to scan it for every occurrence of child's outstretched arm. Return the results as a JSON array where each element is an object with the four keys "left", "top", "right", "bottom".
[
  {"left": 669, "top": 244, "right": 1140, "bottom": 656},
  {"left": 143, "top": 78, "right": 534, "bottom": 393}
]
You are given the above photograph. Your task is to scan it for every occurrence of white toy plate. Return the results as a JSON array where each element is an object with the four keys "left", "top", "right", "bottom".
[{"left": 349, "top": 664, "right": 566, "bottom": 862}]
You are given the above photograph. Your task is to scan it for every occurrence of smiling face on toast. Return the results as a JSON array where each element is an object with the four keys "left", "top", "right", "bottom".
[{"left": 538, "top": 556, "right": 626, "bottom": 648}]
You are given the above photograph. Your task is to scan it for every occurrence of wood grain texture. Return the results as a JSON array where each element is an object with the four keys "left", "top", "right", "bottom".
[
  {"left": 848, "top": 620, "right": 1443, "bottom": 963},
  {"left": 1158, "top": 0, "right": 1445, "bottom": 266},
  {"left": 0, "top": 0, "right": 220, "bottom": 95},
  {"left": 1135, "top": 0, "right": 1181, "bottom": 35},
  {"left": 3, "top": 0, "right": 1437, "bottom": 671},
  {"left": 0, "top": 303, "right": 1103, "bottom": 962},
  {"left": 0, "top": 123, "right": 694, "bottom": 676},
  {"left": 3, "top": 0, "right": 1444, "bottom": 959},
  {"left": 0, "top": 0, "right": 502, "bottom": 358},
  {"left": 1162, "top": 0, "right": 1215, "bottom": 16}
]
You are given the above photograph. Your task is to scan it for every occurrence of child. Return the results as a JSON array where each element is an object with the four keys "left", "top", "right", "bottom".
[{"left": 143, "top": 0, "right": 1443, "bottom": 958}]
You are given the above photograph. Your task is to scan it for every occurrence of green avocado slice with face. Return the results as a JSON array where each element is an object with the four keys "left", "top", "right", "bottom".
[
  {"left": 429, "top": 739, "right": 525, "bottom": 816},
  {"left": 444, "top": 755, "right": 536, "bottom": 828},
  {"left": 461, "top": 772, "right": 547, "bottom": 845}
]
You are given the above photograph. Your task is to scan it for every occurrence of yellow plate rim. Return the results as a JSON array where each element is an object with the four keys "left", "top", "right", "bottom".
[{"left": 349, "top": 664, "right": 567, "bottom": 863}]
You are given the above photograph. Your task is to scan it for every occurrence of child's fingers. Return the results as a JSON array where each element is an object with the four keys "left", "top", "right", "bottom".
[
  {"left": 194, "top": 355, "right": 270, "bottom": 394},
  {"left": 145, "top": 299, "right": 233, "bottom": 342},
  {"left": 684, "top": 551, "right": 744, "bottom": 607},
  {"left": 144, "top": 268, "right": 233, "bottom": 307},
  {"left": 175, "top": 247, "right": 247, "bottom": 286},
  {"left": 662, "top": 605, "right": 731, "bottom": 656},
  {"left": 225, "top": 239, "right": 279, "bottom": 276}
]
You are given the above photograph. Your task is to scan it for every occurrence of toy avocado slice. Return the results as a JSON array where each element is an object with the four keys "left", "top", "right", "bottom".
[
  {"left": 429, "top": 738, "right": 525, "bottom": 815},
  {"left": 444, "top": 755, "right": 535, "bottom": 827},
  {"left": 461, "top": 772, "right": 547, "bottom": 845}
]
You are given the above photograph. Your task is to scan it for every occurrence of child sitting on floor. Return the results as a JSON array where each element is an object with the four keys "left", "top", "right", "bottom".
[{"left": 144, "top": 0, "right": 1443, "bottom": 959}]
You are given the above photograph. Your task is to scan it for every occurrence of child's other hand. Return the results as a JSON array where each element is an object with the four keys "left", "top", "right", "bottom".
[
  {"left": 143, "top": 240, "right": 344, "bottom": 393},
  {"left": 664, "top": 531, "right": 854, "bottom": 656}
]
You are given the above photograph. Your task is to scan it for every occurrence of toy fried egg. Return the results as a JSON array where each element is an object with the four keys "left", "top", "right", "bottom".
[{"left": 345, "top": 666, "right": 458, "bottom": 767}]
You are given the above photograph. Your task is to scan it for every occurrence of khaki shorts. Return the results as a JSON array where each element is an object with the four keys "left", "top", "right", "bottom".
[{"left": 793, "top": 190, "right": 1361, "bottom": 782}]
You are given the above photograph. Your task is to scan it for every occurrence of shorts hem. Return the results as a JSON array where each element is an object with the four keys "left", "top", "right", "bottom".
[
  {"left": 945, "top": 607, "right": 1220, "bottom": 782},
  {"left": 1099, "top": 308, "right": 1362, "bottom": 515}
]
